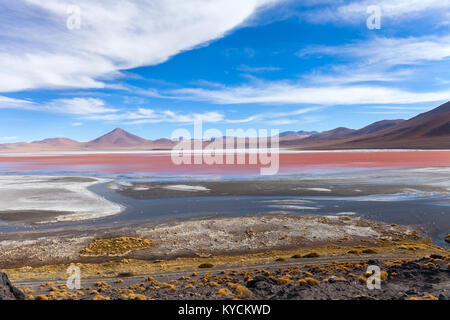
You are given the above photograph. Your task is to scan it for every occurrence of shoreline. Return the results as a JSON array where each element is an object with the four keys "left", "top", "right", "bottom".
[{"left": 0, "top": 148, "right": 449, "bottom": 157}]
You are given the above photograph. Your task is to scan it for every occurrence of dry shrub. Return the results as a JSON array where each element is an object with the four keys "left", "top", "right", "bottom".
[
  {"left": 303, "top": 252, "right": 320, "bottom": 258},
  {"left": 235, "top": 285, "right": 253, "bottom": 299},
  {"left": 81, "top": 237, "right": 157, "bottom": 256},
  {"left": 217, "top": 288, "right": 232, "bottom": 296},
  {"left": 277, "top": 276, "right": 291, "bottom": 285}
]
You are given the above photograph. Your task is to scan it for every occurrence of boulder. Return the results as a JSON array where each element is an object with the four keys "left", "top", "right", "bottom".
[{"left": 0, "top": 272, "right": 25, "bottom": 300}]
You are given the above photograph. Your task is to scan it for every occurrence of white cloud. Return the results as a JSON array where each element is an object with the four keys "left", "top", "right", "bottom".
[
  {"left": 165, "top": 82, "right": 450, "bottom": 105},
  {"left": 303, "top": 0, "right": 450, "bottom": 24},
  {"left": 296, "top": 35, "right": 450, "bottom": 88},
  {"left": 0, "top": 136, "right": 20, "bottom": 141},
  {"left": 72, "top": 122, "right": 83, "bottom": 126},
  {"left": 0, "top": 96, "right": 34, "bottom": 109},
  {"left": 83, "top": 107, "right": 226, "bottom": 124},
  {"left": 0, "top": 0, "right": 280, "bottom": 92},
  {"left": 45, "top": 98, "right": 118, "bottom": 115},
  {"left": 299, "top": 36, "right": 450, "bottom": 67}
]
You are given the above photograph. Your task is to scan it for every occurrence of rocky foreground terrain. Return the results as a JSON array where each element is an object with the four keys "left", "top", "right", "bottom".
[
  {"left": 1, "top": 214, "right": 448, "bottom": 300},
  {"left": 5, "top": 255, "right": 449, "bottom": 300}
]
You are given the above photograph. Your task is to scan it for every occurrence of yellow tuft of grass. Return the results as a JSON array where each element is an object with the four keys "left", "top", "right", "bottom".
[
  {"left": 303, "top": 252, "right": 320, "bottom": 258},
  {"left": 277, "top": 276, "right": 292, "bottom": 285},
  {"left": 161, "top": 283, "right": 176, "bottom": 290},
  {"left": 198, "top": 263, "right": 214, "bottom": 269},
  {"left": 80, "top": 237, "right": 157, "bottom": 256},
  {"left": 121, "top": 293, "right": 147, "bottom": 300},
  {"left": 304, "top": 277, "right": 320, "bottom": 286},
  {"left": 409, "top": 294, "right": 438, "bottom": 301},
  {"left": 227, "top": 282, "right": 239, "bottom": 289},
  {"left": 217, "top": 288, "right": 232, "bottom": 296},
  {"left": 358, "top": 276, "right": 367, "bottom": 284},
  {"left": 235, "top": 285, "right": 253, "bottom": 299},
  {"left": 34, "top": 295, "right": 48, "bottom": 300},
  {"left": 361, "top": 248, "right": 377, "bottom": 254},
  {"left": 23, "top": 288, "right": 35, "bottom": 294}
]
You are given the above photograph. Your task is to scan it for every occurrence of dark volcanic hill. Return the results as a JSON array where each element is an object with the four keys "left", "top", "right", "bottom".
[
  {"left": 32, "top": 138, "right": 81, "bottom": 147},
  {"left": 281, "top": 101, "right": 450, "bottom": 149},
  {"left": 82, "top": 128, "right": 150, "bottom": 149},
  {"left": 354, "top": 119, "right": 406, "bottom": 136},
  {"left": 279, "top": 130, "right": 316, "bottom": 141}
]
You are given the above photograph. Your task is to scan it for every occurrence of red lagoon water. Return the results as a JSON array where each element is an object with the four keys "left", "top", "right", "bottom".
[{"left": 0, "top": 150, "right": 449, "bottom": 175}]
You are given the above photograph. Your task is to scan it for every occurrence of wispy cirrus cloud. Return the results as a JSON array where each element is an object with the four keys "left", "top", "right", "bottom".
[
  {"left": 296, "top": 35, "right": 450, "bottom": 87},
  {"left": 138, "top": 34, "right": 450, "bottom": 107},
  {"left": 0, "top": 96, "right": 34, "bottom": 109},
  {"left": 298, "top": 36, "right": 450, "bottom": 67},
  {"left": 0, "top": 136, "right": 20, "bottom": 142},
  {"left": 301, "top": 0, "right": 450, "bottom": 24},
  {"left": 44, "top": 98, "right": 118, "bottom": 115},
  {"left": 236, "top": 65, "right": 282, "bottom": 73},
  {"left": 0, "top": 0, "right": 282, "bottom": 92},
  {"left": 163, "top": 82, "right": 450, "bottom": 105}
]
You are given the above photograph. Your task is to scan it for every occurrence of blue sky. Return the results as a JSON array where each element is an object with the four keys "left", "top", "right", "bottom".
[{"left": 0, "top": 0, "right": 449, "bottom": 142}]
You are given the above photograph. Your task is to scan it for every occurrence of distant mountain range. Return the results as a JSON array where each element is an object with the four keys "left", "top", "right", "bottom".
[
  {"left": 0, "top": 101, "right": 449, "bottom": 152},
  {"left": 281, "top": 101, "right": 450, "bottom": 149}
]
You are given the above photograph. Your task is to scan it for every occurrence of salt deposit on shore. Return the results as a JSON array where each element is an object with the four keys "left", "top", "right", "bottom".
[
  {"left": 0, "top": 176, "right": 122, "bottom": 222},
  {"left": 163, "top": 185, "right": 210, "bottom": 192}
]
